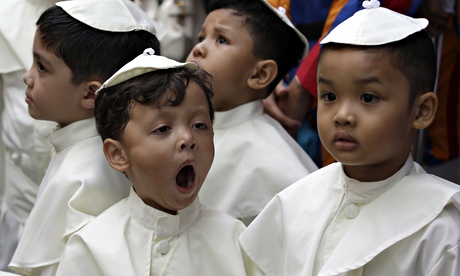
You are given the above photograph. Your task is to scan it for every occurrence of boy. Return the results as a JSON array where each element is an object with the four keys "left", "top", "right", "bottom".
[
  {"left": 240, "top": 1, "right": 460, "bottom": 275},
  {"left": 186, "top": 0, "right": 318, "bottom": 225},
  {"left": 0, "top": 0, "right": 56, "bottom": 270},
  {"left": 56, "top": 49, "right": 248, "bottom": 275},
  {"left": 8, "top": 0, "right": 161, "bottom": 275}
]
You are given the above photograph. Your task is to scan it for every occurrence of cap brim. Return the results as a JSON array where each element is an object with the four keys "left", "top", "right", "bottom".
[
  {"left": 97, "top": 52, "right": 197, "bottom": 94},
  {"left": 320, "top": 7, "right": 428, "bottom": 45},
  {"left": 56, "top": 0, "right": 157, "bottom": 34}
]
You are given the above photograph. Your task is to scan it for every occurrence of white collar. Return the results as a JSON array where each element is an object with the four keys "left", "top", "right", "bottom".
[
  {"left": 214, "top": 100, "right": 264, "bottom": 130},
  {"left": 127, "top": 187, "right": 200, "bottom": 240},
  {"left": 340, "top": 155, "right": 414, "bottom": 204},
  {"left": 49, "top": 118, "right": 98, "bottom": 152}
]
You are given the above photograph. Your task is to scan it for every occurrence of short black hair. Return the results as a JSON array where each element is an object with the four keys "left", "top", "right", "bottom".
[
  {"left": 36, "top": 5, "right": 161, "bottom": 85},
  {"left": 95, "top": 68, "right": 214, "bottom": 141},
  {"left": 207, "top": 0, "right": 305, "bottom": 93},
  {"left": 319, "top": 30, "right": 437, "bottom": 107}
]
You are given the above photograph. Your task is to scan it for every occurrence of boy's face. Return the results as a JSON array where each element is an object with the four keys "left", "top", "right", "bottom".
[
  {"left": 23, "top": 30, "right": 88, "bottom": 127},
  {"left": 317, "top": 47, "right": 418, "bottom": 182},
  {"left": 186, "top": 9, "right": 260, "bottom": 111},
  {"left": 119, "top": 81, "right": 214, "bottom": 214}
]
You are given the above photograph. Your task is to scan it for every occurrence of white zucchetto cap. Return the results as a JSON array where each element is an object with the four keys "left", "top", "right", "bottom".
[
  {"left": 56, "top": 0, "right": 157, "bottom": 34},
  {"left": 96, "top": 48, "right": 197, "bottom": 94},
  {"left": 320, "top": 0, "right": 428, "bottom": 46},
  {"left": 260, "top": 0, "right": 309, "bottom": 58}
]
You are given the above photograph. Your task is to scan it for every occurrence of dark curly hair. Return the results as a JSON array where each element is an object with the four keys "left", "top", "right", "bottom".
[{"left": 95, "top": 68, "right": 214, "bottom": 141}]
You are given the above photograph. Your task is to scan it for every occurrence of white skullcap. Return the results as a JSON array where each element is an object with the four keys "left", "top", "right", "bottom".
[
  {"left": 260, "top": 0, "right": 309, "bottom": 58},
  {"left": 96, "top": 48, "right": 197, "bottom": 94},
  {"left": 320, "top": 0, "right": 428, "bottom": 46},
  {"left": 56, "top": 0, "right": 157, "bottom": 34}
]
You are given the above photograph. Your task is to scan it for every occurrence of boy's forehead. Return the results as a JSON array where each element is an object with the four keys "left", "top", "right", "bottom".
[
  {"left": 320, "top": 0, "right": 428, "bottom": 46},
  {"left": 204, "top": 9, "right": 248, "bottom": 34},
  {"left": 320, "top": 45, "right": 399, "bottom": 74},
  {"left": 55, "top": 0, "right": 157, "bottom": 34}
]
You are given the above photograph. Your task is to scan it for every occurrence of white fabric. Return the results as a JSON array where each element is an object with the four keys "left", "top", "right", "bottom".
[
  {"left": 199, "top": 100, "right": 318, "bottom": 224},
  {"left": 1, "top": 72, "right": 54, "bottom": 224},
  {"left": 9, "top": 118, "right": 131, "bottom": 276},
  {"left": 0, "top": 212, "right": 19, "bottom": 272},
  {"left": 240, "top": 155, "right": 460, "bottom": 275},
  {"left": 0, "top": 77, "right": 3, "bottom": 207},
  {"left": 56, "top": 188, "right": 247, "bottom": 276},
  {"left": 133, "top": 0, "right": 206, "bottom": 61},
  {"left": 320, "top": 5, "right": 428, "bottom": 46},
  {"left": 312, "top": 157, "right": 412, "bottom": 274},
  {"left": 97, "top": 49, "right": 197, "bottom": 92},
  {"left": 0, "top": 0, "right": 57, "bottom": 73},
  {"left": 0, "top": 271, "right": 18, "bottom": 276},
  {"left": 56, "top": 0, "right": 157, "bottom": 34}
]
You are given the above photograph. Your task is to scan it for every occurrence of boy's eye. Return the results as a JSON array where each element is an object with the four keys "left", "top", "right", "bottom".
[
  {"left": 320, "top": 92, "right": 336, "bottom": 102},
  {"left": 153, "top": 126, "right": 171, "bottom": 134},
  {"left": 193, "top": 122, "right": 208, "bottom": 130},
  {"left": 217, "top": 36, "right": 228, "bottom": 44},
  {"left": 37, "top": 62, "right": 46, "bottom": 73},
  {"left": 361, "top": 93, "right": 379, "bottom": 103},
  {"left": 197, "top": 35, "right": 204, "bottom": 43}
]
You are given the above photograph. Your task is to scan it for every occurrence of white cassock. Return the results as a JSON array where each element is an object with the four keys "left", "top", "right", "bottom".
[
  {"left": 240, "top": 155, "right": 460, "bottom": 275},
  {"left": 56, "top": 188, "right": 248, "bottom": 276},
  {"left": 199, "top": 100, "right": 318, "bottom": 225},
  {"left": 9, "top": 118, "right": 131, "bottom": 276}
]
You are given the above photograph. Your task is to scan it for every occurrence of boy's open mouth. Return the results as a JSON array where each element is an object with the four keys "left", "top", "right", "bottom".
[{"left": 176, "top": 165, "right": 195, "bottom": 188}]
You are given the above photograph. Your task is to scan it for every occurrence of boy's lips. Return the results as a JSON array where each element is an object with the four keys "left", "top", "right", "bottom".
[
  {"left": 333, "top": 131, "right": 358, "bottom": 150},
  {"left": 25, "top": 93, "right": 33, "bottom": 103}
]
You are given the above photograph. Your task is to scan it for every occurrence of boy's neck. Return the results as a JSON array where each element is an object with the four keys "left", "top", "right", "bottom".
[
  {"left": 342, "top": 154, "right": 411, "bottom": 182},
  {"left": 215, "top": 88, "right": 267, "bottom": 112},
  {"left": 58, "top": 114, "right": 95, "bottom": 128}
]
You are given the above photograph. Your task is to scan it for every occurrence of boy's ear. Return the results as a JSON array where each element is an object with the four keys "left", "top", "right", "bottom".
[
  {"left": 412, "top": 92, "right": 438, "bottom": 129},
  {"left": 247, "top": 60, "right": 278, "bottom": 90},
  {"left": 81, "top": 80, "right": 103, "bottom": 110},
  {"left": 103, "top": 138, "right": 130, "bottom": 173}
]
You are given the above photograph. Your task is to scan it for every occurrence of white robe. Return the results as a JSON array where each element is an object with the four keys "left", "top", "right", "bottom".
[
  {"left": 199, "top": 100, "right": 318, "bottom": 224},
  {"left": 240, "top": 155, "right": 460, "bottom": 276},
  {"left": 56, "top": 188, "right": 248, "bottom": 276},
  {"left": 9, "top": 118, "right": 131, "bottom": 276}
]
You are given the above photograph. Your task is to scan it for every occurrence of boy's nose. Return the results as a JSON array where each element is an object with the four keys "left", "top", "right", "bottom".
[
  {"left": 334, "top": 103, "right": 356, "bottom": 126},
  {"left": 23, "top": 70, "right": 33, "bottom": 87},
  {"left": 190, "top": 42, "right": 206, "bottom": 58},
  {"left": 178, "top": 131, "right": 196, "bottom": 150}
]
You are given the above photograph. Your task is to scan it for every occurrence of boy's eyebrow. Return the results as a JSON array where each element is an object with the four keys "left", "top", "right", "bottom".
[
  {"left": 33, "top": 51, "right": 52, "bottom": 68},
  {"left": 318, "top": 76, "right": 382, "bottom": 85},
  {"left": 317, "top": 77, "right": 332, "bottom": 85},
  {"left": 190, "top": 102, "right": 210, "bottom": 114},
  {"left": 357, "top": 76, "right": 382, "bottom": 84},
  {"left": 214, "top": 25, "right": 235, "bottom": 37}
]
